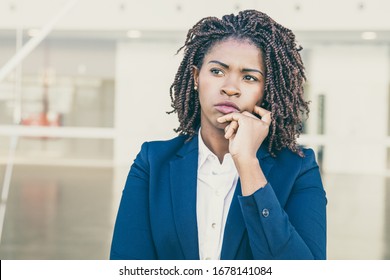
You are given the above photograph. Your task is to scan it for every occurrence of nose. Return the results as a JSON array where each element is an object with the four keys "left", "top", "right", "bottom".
[
  {"left": 221, "top": 78, "right": 240, "bottom": 97},
  {"left": 221, "top": 85, "right": 241, "bottom": 97}
]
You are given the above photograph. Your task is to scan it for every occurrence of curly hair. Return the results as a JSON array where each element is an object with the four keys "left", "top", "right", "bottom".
[{"left": 168, "top": 9, "right": 309, "bottom": 157}]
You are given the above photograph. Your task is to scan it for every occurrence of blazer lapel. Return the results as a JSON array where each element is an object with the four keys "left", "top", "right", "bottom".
[
  {"left": 221, "top": 143, "right": 275, "bottom": 259},
  {"left": 220, "top": 180, "right": 245, "bottom": 259},
  {"left": 170, "top": 135, "right": 200, "bottom": 260},
  {"left": 257, "top": 144, "right": 275, "bottom": 178}
]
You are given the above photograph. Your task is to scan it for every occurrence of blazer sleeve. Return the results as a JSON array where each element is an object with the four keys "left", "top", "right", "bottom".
[
  {"left": 238, "top": 149, "right": 327, "bottom": 259},
  {"left": 110, "top": 142, "right": 157, "bottom": 259}
]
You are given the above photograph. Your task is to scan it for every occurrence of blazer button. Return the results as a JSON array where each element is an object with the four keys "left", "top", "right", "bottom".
[{"left": 262, "top": 208, "right": 269, "bottom": 218}]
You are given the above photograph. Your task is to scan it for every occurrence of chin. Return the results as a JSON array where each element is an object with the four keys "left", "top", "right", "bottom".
[{"left": 215, "top": 121, "right": 228, "bottom": 130}]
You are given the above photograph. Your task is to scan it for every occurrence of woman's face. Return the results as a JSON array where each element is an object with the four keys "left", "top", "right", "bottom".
[{"left": 193, "top": 38, "right": 266, "bottom": 133}]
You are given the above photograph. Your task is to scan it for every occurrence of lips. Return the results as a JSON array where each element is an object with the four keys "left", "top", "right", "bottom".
[{"left": 214, "top": 102, "right": 240, "bottom": 114}]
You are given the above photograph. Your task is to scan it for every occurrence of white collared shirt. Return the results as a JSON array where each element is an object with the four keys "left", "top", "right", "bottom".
[{"left": 197, "top": 129, "right": 239, "bottom": 260}]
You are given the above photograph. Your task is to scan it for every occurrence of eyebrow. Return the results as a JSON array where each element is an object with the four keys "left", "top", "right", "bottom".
[{"left": 208, "top": 60, "right": 264, "bottom": 77}]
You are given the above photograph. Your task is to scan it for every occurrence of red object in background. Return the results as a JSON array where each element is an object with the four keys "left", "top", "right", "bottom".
[
  {"left": 20, "top": 112, "right": 62, "bottom": 139},
  {"left": 21, "top": 112, "right": 61, "bottom": 127}
]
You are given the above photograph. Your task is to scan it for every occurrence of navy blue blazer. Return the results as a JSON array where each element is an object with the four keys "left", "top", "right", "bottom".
[{"left": 110, "top": 134, "right": 326, "bottom": 260}]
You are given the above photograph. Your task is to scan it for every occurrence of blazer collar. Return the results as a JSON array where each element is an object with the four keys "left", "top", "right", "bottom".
[
  {"left": 257, "top": 141, "right": 272, "bottom": 160},
  {"left": 176, "top": 134, "right": 199, "bottom": 158}
]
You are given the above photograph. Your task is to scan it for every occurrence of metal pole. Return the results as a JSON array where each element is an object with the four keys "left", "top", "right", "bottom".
[
  {"left": 0, "top": 0, "right": 80, "bottom": 83},
  {"left": 14, "top": 25, "right": 23, "bottom": 124}
]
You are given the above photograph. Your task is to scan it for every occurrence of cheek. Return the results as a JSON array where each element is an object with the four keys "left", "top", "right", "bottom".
[
  {"left": 240, "top": 88, "right": 264, "bottom": 111},
  {"left": 256, "top": 86, "right": 266, "bottom": 103},
  {"left": 198, "top": 90, "right": 211, "bottom": 110},
  {"left": 198, "top": 81, "right": 219, "bottom": 103},
  {"left": 252, "top": 88, "right": 265, "bottom": 104},
  {"left": 256, "top": 94, "right": 264, "bottom": 105},
  {"left": 199, "top": 77, "right": 219, "bottom": 92}
]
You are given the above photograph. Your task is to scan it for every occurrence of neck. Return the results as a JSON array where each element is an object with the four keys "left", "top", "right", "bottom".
[{"left": 200, "top": 126, "right": 229, "bottom": 163}]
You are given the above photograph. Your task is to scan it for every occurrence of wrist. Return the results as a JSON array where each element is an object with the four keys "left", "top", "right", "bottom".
[
  {"left": 234, "top": 157, "right": 268, "bottom": 196},
  {"left": 233, "top": 155, "right": 259, "bottom": 172}
]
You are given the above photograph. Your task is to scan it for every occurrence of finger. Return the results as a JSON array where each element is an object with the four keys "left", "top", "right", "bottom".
[
  {"left": 225, "top": 120, "right": 238, "bottom": 139},
  {"left": 224, "top": 123, "right": 230, "bottom": 133},
  {"left": 253, "top": 105, "right": 272, "bottom": 125},
  {"left": 241, "top": 111, "right": 259, "bottom": 120},
  {"left": 217, "top": 112, "right": 242, "bottom": 123},
  {"left": 253, "top": 105, "right": 271, "bottom": 117}
]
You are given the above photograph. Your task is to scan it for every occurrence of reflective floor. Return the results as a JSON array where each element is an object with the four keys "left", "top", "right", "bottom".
[
  {"left": 0, "top": 165, "right": 118, "bottom": 259},
  {"left": 0, "top": 164, "right": 389, "bottom": 259}
]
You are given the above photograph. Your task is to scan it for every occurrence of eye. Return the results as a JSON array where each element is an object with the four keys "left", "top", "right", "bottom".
[
  {"left": 210, "top": 68, "right": 224, "bottom": 76},
  {"left": 243, "top": 75, "right": 258, "bottom": 82}
]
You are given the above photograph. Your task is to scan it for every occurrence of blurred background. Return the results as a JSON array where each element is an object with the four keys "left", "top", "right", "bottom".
[{"left": 0, "top": 0, "right": 389, "bottom": 259}]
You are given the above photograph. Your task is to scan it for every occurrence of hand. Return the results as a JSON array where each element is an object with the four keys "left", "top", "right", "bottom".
[{"left": 217, "top": 105, "right": 271, "bottom": 165}]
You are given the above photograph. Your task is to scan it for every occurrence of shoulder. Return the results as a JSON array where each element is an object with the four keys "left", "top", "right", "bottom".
[
  {"left": 275, "top": 146, "right": 315, "bottom": 160},
  {"left": 131, "top": 135, "right": 189, "bottom": 174},
  {"left": 272, "top": 147, "right": 323, "bottom": 193},
  {"left": 273, "top": 147, "right": 319, "bottom": 172},
  {"left": 137, "top": 135, "right": 191, "bottom": 163},
  {"left": 140, "top": 135, "right": 188, "bottom": 153},
  {"left": 282, "top": 147, "right": 316, "bottom": 159}
]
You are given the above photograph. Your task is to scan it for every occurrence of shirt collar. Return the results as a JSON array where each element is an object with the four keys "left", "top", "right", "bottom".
[
  {"left": 198, "top": 128, "right": 213, "bottom": 169},
  {"left": 198, "top": 128, "right": 236, "bottom": 173}
]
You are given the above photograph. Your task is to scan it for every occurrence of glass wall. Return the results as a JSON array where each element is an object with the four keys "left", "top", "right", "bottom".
[{"left": 0, "top": 34, "right": 116, "bottom": 165}]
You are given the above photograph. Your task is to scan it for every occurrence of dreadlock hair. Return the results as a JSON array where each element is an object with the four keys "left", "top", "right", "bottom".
[{"left": 168, "top": 9, "right": 309, "bottom": 157}]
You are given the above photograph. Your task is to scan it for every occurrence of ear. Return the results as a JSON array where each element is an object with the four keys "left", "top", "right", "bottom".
[{"left": 192, "top": 65, "right": 199, "bottom": 87}]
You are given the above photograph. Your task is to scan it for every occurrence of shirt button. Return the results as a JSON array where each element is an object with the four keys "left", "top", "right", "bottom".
[
  {"left": 211, "top": 223, "right": 216, "bottom": 228},
  {"left": 262, "top": 208, "right": 270, "bottom": 218},
  {"left": 212, "top": 170, "right": 218, "bottom": 175},
  {"left": 204, "top": 257, "right": 211, "bottom": 260}
]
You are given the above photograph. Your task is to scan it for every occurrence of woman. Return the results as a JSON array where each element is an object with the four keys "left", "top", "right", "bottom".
[{"left": 110, "top": 9, "right": 326, "bottom": 260}]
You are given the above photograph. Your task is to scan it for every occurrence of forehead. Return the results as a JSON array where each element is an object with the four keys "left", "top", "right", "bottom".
[{"left": 204, "top": 38, "right": 264, "bottom": 67}]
